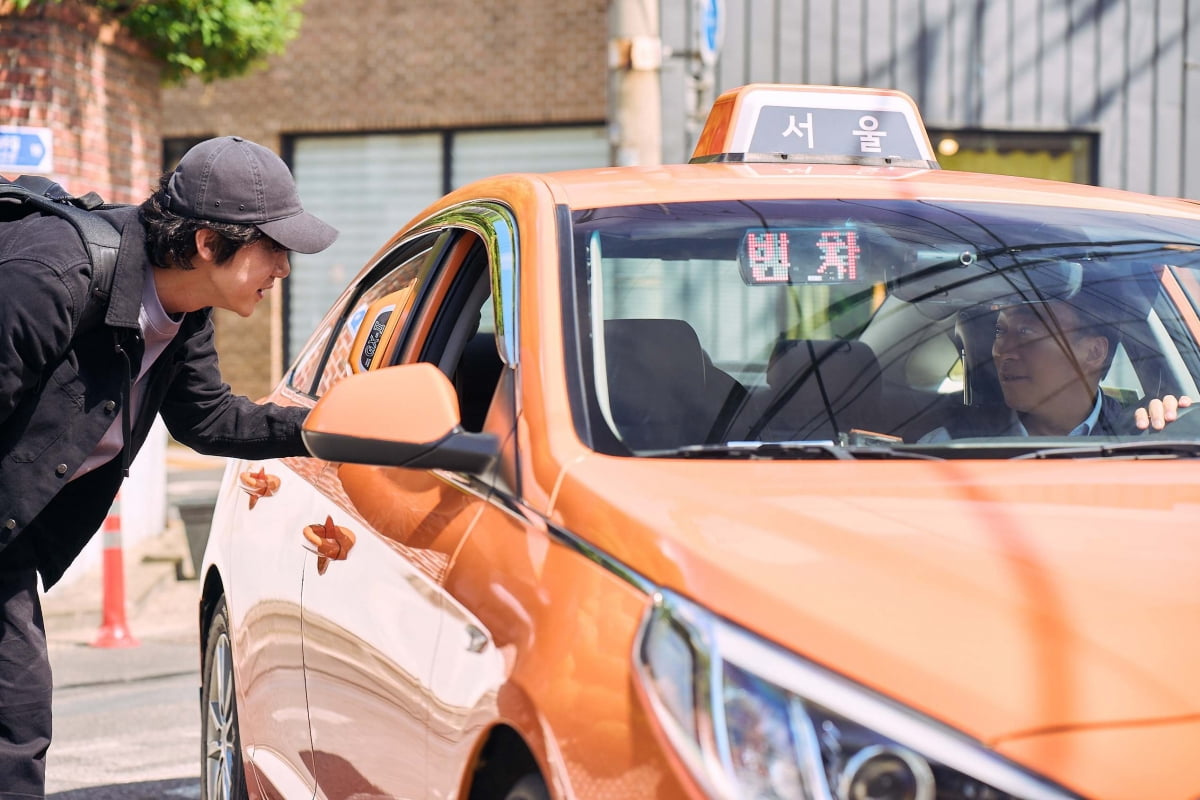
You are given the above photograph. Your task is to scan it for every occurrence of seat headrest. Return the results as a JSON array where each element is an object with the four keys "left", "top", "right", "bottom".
[
  {"left": 604, "top": 319, "right": 708, "bottom": 382},
  {"left": 601, "top": 318, "right": 716, "bottom": 449},
  {"left": 767, "top": 339, "right": 881, "bottom": 408}
]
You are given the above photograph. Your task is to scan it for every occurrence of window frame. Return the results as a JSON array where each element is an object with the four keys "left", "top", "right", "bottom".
[{"left": 285, "top": 231, "right": 447, "bottom": 398}]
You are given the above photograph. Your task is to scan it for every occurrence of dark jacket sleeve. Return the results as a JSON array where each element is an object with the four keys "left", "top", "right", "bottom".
[
  {"left": 1094, "top": 391, "right": 1133, "bottom": 436},
  {"left": 157, "top": 312, "right": 310, "bottom": 459}
]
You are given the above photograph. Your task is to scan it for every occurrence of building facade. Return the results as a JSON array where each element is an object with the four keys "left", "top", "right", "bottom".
[{"left": 661, "top": 0, "right": 1200, "bottom": 194}]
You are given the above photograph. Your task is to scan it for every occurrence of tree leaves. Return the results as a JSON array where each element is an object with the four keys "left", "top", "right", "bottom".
[{"left": 10, "top": 0, "right": 304, "bottom": 84}]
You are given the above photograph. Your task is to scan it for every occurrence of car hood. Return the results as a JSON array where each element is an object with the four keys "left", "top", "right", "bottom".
[{"left": 549, "top": 456, "right": 1200, "bottom": 744}]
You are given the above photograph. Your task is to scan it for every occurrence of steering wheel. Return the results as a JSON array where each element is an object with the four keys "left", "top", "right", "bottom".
[{"left": 1117, "top": 398, "right": 1199, "bottom": 436}]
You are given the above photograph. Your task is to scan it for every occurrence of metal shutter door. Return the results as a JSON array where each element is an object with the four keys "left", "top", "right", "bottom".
[
  {"left": 288, "top": 134, "right": 442, "bottom": 360},
  {"left": 451, "top": 126, "right": 608, "bottom": 187}
]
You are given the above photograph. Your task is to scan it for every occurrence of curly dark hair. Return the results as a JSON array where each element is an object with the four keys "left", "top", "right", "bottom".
[{"left": 139, "top": 172, "right": 264, "bottom": 270}]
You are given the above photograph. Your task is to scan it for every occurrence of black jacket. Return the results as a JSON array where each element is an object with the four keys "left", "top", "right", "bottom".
[
  {"left": 0, "top": 206, "right": 308, "bottom": 586},
  {"left": 938, "top": 392, "right": 1132, "bottom": 439}
]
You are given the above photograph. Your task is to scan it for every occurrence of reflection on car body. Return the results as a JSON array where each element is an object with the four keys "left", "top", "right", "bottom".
[{"left": 199, "top": 84, "right": 1200, "bottom": 800}]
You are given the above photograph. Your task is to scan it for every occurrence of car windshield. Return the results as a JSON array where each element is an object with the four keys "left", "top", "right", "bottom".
[{"left": 569, "top": 199, "right": 1200, "bottom": 459}]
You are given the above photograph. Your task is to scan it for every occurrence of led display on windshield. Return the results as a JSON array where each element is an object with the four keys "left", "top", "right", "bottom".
[{"left": 739, "top": 225, "right": 866, "bottom": 285}]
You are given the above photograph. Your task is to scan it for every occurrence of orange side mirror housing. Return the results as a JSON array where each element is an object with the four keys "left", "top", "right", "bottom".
[{"left": 302, "top": 363, "right": 499, "bottom": 474}]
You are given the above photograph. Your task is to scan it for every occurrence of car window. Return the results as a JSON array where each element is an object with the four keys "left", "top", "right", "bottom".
[
  {"left": 569, "top": 200, "right": 1200, "bottom": 457},
  {"left": 361, "top": 228, "right": 512, "bottom": 490},
  {"left": 287, "top": 325, "right": 332, "bottom": 395},
  {"left": 286, "top": 235, "right": 442, "bottom": 397},
  {"left": 309, "top": 239, "right": 440, "bottom": 398},
  {"left": 411, "top": 235, "right": 505, "bottom": 434}
]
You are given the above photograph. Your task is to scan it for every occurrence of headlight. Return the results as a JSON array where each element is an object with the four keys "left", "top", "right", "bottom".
[{"left": 632, "top": 591, "right": 1082, "bottom": 800}]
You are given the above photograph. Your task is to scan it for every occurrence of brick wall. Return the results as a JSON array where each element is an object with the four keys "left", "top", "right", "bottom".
[
  {"left": 161, "top": 0, "right": 608, "bottom": 140},
  {"left": 0, "top": 0, "right": 162, "bottom": 204}
]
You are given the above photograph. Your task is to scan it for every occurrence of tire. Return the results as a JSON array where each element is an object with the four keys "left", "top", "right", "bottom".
[
  {"left": 503, "top": 774, "right": 550, "bottom": 800},
  {"left": 201, "top": 597, "right": 250, "bottom": 800}
]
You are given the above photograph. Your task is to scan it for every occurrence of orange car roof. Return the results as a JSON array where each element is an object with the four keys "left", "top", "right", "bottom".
[{"left": 466, "top": 163, "right": 1200, "bottom": 220}]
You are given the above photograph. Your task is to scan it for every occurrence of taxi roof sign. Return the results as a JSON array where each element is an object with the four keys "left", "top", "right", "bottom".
[{"left": 690, "top": 84, "right": 939, "bottom": 168}]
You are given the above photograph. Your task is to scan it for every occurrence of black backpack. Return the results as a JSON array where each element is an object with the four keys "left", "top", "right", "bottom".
[{"left": 0, "top": 174, "right": 122, "bottom": 334}]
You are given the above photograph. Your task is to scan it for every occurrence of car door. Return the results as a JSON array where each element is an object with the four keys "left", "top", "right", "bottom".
[
  {"left": 298, "top": 229, "right": 500, "bottom": 799},
  {"left": 398, "top": 219, "right": 525, "bottom": 796},
  {"left": 221, "top": 449, "right": 316, "bottom": 798},
  {"left": 222, "top": 232, "right": 439, "bottom": 797}
]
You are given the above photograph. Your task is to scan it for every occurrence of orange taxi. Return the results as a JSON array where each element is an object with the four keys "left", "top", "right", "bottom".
[{"left": 199, "top": 85, "right": 1200, "bottom": 800}]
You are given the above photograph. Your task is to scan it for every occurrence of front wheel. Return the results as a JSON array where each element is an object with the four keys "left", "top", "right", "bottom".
[{"left": 201, "top": 597, "right": 249, "bottom": 800}]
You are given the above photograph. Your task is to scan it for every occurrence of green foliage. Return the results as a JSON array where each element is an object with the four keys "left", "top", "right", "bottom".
[{"left": 9, "top": 0, "right": 305, "bottom": 84}]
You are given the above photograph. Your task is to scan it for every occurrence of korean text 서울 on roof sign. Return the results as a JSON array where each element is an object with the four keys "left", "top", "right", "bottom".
[{"left": 690, "top": 84, "right": 938, "bottom": 167}]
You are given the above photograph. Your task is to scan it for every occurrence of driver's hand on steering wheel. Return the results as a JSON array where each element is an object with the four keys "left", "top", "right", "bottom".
[{"left": 1134, "top": 394, "right": 1193, "bottom": 431}]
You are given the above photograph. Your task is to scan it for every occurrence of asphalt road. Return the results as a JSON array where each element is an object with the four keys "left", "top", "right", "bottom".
[{"left": 45, "top": 577, "right": 204, "bottom": 797}]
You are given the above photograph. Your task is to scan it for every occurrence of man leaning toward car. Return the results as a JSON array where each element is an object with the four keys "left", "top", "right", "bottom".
[{"left": 0, "top": 136, "right": 337, "bottom": 798}]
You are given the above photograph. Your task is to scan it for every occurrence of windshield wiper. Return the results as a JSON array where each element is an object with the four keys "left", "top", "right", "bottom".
[
  {"left": 642, "top": 441, "right": 943, "bottom": 461},
  {"left": 1013, "top": 439, "right": 1200, "bottom": 460}
]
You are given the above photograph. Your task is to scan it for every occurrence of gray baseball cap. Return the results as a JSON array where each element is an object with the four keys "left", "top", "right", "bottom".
[{"left": 166, "top": 136, "right": 338, "bottom": 254}]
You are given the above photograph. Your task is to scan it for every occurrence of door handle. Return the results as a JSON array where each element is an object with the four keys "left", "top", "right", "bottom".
[
  {"left": 302, "top": 515, "right": 357, "bottom": 575},
  {"left": 239, "top": 467, "right": 281, "bottom": 510}
]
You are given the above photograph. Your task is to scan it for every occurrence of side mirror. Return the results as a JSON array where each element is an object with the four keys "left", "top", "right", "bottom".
[{"left": 302, "top": 363, "right": 499, "bottom": 474}]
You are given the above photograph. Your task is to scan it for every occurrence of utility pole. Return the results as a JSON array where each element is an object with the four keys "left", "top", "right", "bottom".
[{"left": 609, "top": 0, "right": 663, "bottom": 166}]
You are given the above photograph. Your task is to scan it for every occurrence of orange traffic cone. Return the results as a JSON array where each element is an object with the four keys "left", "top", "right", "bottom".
[{"left": 92, "top": 493, "right": 139, "bottom": 648}]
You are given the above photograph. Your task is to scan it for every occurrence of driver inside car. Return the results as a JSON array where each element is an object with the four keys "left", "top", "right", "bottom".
[{"left": 920, "top": 295, "right": 1191, "bottom": 442}]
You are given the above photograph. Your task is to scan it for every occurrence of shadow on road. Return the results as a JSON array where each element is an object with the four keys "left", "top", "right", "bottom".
[{"left": 49, "top": 777, "right": 198, "bottom": 799}]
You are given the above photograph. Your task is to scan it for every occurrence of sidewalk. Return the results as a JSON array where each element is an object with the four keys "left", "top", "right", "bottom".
[{"left": 41, "top": 518, "right": 196, "bottom": 644}]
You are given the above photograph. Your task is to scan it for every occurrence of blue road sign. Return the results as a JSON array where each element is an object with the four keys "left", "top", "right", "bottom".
[
  {"left": 0, "top": 127, "right": 53, "bottom": 173},
  {"left": 698, "top": 0, "right": 723, "bottom": 65}
]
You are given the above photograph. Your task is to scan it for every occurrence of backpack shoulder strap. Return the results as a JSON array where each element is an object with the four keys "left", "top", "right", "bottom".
[{"left": 0, "top": 176, "right": 122, "bottom": 333}]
